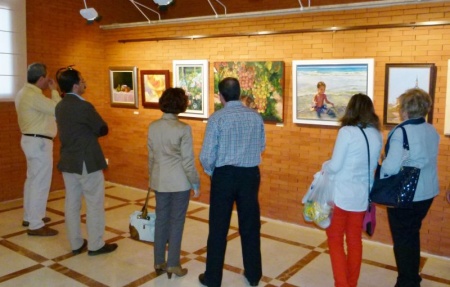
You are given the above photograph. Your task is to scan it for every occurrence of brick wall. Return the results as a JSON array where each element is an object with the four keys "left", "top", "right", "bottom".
[{"left": 0, "top": 0, "right": 449, "bottom": 256}]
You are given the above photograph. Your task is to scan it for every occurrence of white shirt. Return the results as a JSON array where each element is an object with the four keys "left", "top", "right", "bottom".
[{"left": 323, "top": 126, "right": 382, "bottom": 212}]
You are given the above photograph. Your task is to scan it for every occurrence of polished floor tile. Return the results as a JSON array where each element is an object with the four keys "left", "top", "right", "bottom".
[{"left": 0, "top": 182, "right": 449, "bottom": 287}]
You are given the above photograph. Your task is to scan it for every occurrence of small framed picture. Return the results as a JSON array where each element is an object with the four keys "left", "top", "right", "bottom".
[
  {"left": 172, "top": 60, "right": 209, "bottom": 118},
  {"left": 292, "top": 59, "right": 374, "bottom": 126},
  {"left": 140, "top": 70, "right": 170, "bottom": 108},
  {"left": 384, "top": 63, "right": 436, "bottom": 125},
  {"left": 109, "top": 66, "right": 138, "bottom": 108}
]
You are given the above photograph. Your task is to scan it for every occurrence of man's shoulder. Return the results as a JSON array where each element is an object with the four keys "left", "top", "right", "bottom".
[{"left": 58, "top": 95, "right": 92, "bottom": 109}]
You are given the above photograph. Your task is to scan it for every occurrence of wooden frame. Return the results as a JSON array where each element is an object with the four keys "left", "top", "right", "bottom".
[
  {"left": 292, "top": 59, "right": 374, "bottom": 126},
  {"left": 384, "top": 63, "right": 436, "bottom": 125},
  {"left": 172, "top": 60, "right": 209, "bottom": 118},
  {"left": 109, "top": 66, "right": 138, "bottom": 108},
  {"left": 213, "top": 61, "right": 285, "bottom": 123},
  {"left": 140, "top": 70, "right": 170, "bottom": 108}
]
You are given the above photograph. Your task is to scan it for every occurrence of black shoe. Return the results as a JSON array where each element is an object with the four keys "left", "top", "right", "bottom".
[
  {"left": 88, "top": 243, "right": 118, "bottom": 256},
  {"left": 72, "top": 239, "right": 87, "bottom": 255},
  {"left": 198, "top": 273, "right": 207, "bottom": 286},
  {"left": 22, "top": 217, "right": 51, "bottom": 227},
  {"left": 245, "top": 273, "right": 260, "bottom": 286}
]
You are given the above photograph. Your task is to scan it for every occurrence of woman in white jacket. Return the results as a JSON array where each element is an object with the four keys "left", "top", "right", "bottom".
[{"left": 323, "top": 93, "right": 382, "bottom": 287}]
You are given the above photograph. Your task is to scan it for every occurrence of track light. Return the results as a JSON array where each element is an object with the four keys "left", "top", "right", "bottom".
[
  {"left": 80, "top": 0, "right": 99, "bottom": 22},
  {"left": 153, "top": 0, "right": 175, "bottom": 11},
  {"left": 153, "top": 0, "right": 174, "bottom": 5}
]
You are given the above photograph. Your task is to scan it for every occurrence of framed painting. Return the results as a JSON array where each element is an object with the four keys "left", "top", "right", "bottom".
[
  {"left": 384, "top": 63, "right": 436, "bottom": 125},
  {"left": 292, "top": 59, "right": 374, "bottom": 126},
  {"left": 213, "top": 61, "right": 284, "bottom": 123},
  {"left": 109, "top": 66, "right": 138, "bottom": 108},
  {"left": 172, "top": 60, "right": 209, "bottom": 118},
  {"left": 140, "top": 70, "right": 170, "bottom": 108}
]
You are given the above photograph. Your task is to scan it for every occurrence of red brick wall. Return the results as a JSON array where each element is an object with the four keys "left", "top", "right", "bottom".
[
  {"left": 100, "top": 3, "right": 450, "bottom": 256},
  {"left": 0, "top": 0, "right": 449, "bottom": 256}
]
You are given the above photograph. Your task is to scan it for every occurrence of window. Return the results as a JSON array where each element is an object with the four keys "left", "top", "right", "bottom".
[{"left": 0, "top": 0, "right": 26, "bottom": 101}]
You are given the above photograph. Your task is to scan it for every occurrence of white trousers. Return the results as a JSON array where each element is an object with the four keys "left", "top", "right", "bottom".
[
  {"left": 62, "top": 163, "right": 105, "bottom": 251},
  {"left": 21, "top": 135, "right": 53, "bottom": 230}
]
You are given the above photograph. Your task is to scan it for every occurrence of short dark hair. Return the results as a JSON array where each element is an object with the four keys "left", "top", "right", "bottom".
[
  {"left": 317, "top": 81, "right": 326, "bottom": 88},
  {"left": 27, "top": 63, "right": 47, "bottom": 84},
  {"left": 159, "top": 88, "right": 188, "bottom": 114},
  {"left": 398, "top": 88, "right": 432, "bottom": 119},
  {"left": 340, "top": 93, "right": 380, "bottom": 130},
  {"left": 56, "top": 68, "right": 81, "bottom": 93},
  {"left": 218, "top": 77, "right": 240, "bottom": 102}
]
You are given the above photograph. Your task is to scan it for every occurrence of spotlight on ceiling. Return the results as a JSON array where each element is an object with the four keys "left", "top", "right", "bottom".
[
  {"left": 153, "top": 0, "right": 175, "bottom": 11},
  {"left": 153, "top": 0, "right": 174, "bottom": 5},
  {"left": 80, "top": 0, "right": 100, "bottom": 23}
]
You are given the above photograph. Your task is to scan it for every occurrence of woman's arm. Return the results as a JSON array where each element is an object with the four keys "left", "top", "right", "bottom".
[
  {"left": 380, "top": 128, "right": 403, "bottom": 177},
  {"left": 323, "top": 127, "right": 350, "bottom": 174}
]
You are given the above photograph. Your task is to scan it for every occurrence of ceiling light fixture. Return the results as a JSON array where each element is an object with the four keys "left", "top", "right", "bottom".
[
  {"left": 153, "top": 0, "right": 175, "bottom": 11},
  {"left": 298, "top": 0, "right": 304, "bottom": 11},
  {"left": 153, "top": 0, "right": 174, "bottom": 5},
  {"left": 80, "top": 0, "right": 99, "bottom": 22},
  {"left": 207, "top": 0, "right": 226, "bottom": 18},
  {"left": 129, "top": 0, "right": 161, "bottom": 23}
]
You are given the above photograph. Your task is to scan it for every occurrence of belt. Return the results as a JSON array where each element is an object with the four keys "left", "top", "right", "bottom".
[{"left": 23, "top": 134, "right": 54, "bottom": 140}]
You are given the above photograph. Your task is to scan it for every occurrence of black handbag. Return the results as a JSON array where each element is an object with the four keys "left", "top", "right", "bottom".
[{"left": 369, "top": 126, "right": 420, "bottom": 209}]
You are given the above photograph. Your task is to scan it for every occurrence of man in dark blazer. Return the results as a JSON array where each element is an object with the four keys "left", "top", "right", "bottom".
[{"left": 55, "top": 67, "right": 117, "bottom": 256}]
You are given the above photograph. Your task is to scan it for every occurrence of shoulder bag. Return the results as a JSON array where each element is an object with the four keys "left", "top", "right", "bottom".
[
  {"left": 359, "top": 127, "right": 376, "bottom": 236},
  {"left": 369, "top": 126, "right": 420, "bottom": 209}
]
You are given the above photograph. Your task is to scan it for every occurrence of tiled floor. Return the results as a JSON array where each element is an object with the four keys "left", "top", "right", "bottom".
[{"left": 1, "top": 183, "right": 449, "bottom": 287}]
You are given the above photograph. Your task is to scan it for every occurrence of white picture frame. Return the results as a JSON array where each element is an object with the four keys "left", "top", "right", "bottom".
[
  {"left": 172, "top": 60, "right": 209, "bottom": 118},
  {"left": 292, "top": 59, "right": 374, "bottom": 126}
]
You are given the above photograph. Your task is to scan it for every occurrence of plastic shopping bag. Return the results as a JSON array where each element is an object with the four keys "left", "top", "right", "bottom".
[{"left": 302, "top": 170, "right": 334, "bottom": 229}]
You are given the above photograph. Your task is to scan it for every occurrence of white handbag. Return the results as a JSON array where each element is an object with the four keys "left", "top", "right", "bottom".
[{"left": 129, "top": 188, "right": 156, "bottom": 242}]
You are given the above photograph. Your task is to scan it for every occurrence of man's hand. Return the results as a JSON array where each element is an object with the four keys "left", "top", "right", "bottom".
[{"left": 48, "top": 79, "right": 57, "bottom": 90}]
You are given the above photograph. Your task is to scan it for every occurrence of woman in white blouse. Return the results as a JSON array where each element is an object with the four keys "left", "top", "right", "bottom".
[{"left": 323, "top": 93, "right": 382, "bottom": 287}]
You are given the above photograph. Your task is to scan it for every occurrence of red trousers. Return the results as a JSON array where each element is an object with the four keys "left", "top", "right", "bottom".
[{"left": 326, "top": 206, "right": 365, "bottom": 287}]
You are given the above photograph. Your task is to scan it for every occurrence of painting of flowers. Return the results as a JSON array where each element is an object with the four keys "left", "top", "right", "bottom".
[
  {"left": 213, "top": 61, "right": 284, "bottom": 123},
  {"left": 173, "top": 60, "right": 209, "bottom": 118}
]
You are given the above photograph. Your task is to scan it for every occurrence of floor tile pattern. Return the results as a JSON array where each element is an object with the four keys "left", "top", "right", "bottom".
[{"left": 0, "top": 183, "right": 449, "bottom": 287}]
